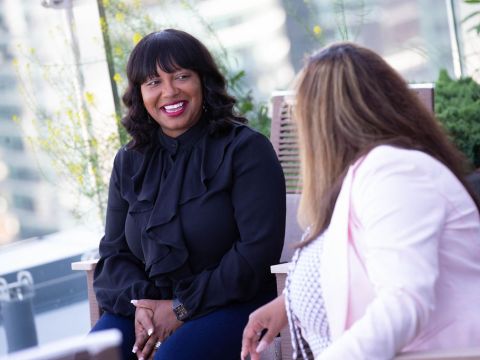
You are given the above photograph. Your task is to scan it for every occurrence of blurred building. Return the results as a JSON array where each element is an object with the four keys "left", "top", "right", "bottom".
[
  {"left": 0, "top": 0, "right": 61, "bottom": 244},
  {"left": 458, "top": 1, "right": 480, "bottom": 82},
  {"left": 144, "top": 0, "right": 461, "bottom": 99},
  {"left": 281, "top": 0, "right": 455, "bottom": 82},
  {"left": 144, "top": 0, "right": 295, "bottom": 100},
  {"left": 197, "top": 0, "right": 295, "bottom": 98}
]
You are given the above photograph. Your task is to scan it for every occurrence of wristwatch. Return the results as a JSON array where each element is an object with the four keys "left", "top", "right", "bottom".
[{"left": 172, "top": 298, "right": 189, "bottom": 321}]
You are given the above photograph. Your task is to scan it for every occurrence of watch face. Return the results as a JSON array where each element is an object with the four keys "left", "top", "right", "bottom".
[{"left": 174, "top": 303, "right": 188, "bottom": 321}]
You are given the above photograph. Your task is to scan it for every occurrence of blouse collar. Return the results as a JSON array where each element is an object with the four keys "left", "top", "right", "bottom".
[{"left": 157, "top": 118, "right": 208, "bottom": 156}]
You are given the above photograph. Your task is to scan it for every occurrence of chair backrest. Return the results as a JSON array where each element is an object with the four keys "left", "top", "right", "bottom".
[
  {"left": 269, "top": 84, "right": 435, "bottom": 194},
  {"left": 280, "top": 194, "right": 302, "bottom": 262},
  {"left": 270, "top": 91, "right": 298, "bottom": 193},
  {"left": 0, "top": 329, "right": 121, "bottom": 360}
]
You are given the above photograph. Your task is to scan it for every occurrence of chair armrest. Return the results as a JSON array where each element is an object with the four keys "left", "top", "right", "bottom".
[
  {"left": 270, "top": 263, "right": 291, "bottom": 360},
  {"left": 2, "top": 329, "right": 122, "bottom": 360},
  {"left": 394, "top": 348, "right": 480, "bottom": 360},
  {"left": 72, "top": 259, "right": 101, "bottom": 328},
  {"left": 270, "top": 263, "right": 289, "bottom": 274},
  {"left": 71, "top": 259, "right": 99, "bottom": 271}
]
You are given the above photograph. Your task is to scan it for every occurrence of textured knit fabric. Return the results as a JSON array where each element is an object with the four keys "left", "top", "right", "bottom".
[
  {"left": 93, "top": 118, "right": 286, "bottom": 319},
  {"left": 285, "top": 228, "right": 331, "bottom": 359}
]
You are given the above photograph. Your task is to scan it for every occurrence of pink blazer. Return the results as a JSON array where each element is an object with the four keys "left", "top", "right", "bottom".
[{"left": 318, "top": 145, "right": 480, "bottom": 359}]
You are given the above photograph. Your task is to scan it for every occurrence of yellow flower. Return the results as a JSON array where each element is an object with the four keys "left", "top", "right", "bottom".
[
  {"left": 99, "top": 17, "right": 107, "bottom": 33},
  {"left": 113, "top": 73, "right": 123, "bottom": 83},
  {"left": 115, "top": 12, "right": 125, "bottom": 22},
  {"left": 102, "top": 0, "right": 110, "bottom": 6},
  {"left": 113, "top": 45, "right": 123, "bottom": 57},
  {"left": 85, "top": 92, "right": 95, "bottom": 105},
  {"left": 133, "top": 32, "right": 143, "bottom": 45},
  {"left": 313, "top": 25, "right": 322, "bottom": 36}
]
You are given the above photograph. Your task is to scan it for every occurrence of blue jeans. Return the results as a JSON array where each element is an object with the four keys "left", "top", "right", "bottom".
[{"left": 91, "top": 292, "right": 274, "bottom": 360}]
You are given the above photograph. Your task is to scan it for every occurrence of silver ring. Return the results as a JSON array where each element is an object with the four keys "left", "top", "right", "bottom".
[{"left": 154, "top": 341, "right": 162, "bottom": 349}]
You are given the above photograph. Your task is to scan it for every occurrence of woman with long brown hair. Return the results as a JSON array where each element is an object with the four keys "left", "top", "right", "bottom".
[{"left": 241, "top": 42, "right": 480, "bottom": 359}]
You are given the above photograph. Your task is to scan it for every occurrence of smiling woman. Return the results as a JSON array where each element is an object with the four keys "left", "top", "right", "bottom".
[
  {"left": 121, "top": 29, "right": 245, "bottom": 149},
  {"left": 90, "top": 29, "right": 286, "bottom": 360},
  {"left": 140, "top": 68, "right": 203, "bottom": 138}
]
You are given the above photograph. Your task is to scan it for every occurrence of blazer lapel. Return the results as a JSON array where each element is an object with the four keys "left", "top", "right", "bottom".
[{"left": 320, "top": 164, "right": 356, "bottom": 340}]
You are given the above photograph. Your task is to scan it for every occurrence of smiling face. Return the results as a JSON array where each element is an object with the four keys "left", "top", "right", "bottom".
[{"left": 140, "top": 66, "right": 203, "bottom": 138}]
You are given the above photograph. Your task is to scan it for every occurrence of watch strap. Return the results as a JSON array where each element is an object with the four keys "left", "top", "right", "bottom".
[{"left": 172, "top": 298, "right": 189, "bottom": 321}]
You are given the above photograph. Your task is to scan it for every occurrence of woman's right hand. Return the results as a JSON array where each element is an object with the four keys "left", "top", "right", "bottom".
[
  {"left": 131, "top": 299, "right": 183, "bottom": 359},
  {"left": 132, "top": 306, "right": 157, "bottom": 360},
  {"left": 241, "top": 294, "right": 288, "bottom": 360}
]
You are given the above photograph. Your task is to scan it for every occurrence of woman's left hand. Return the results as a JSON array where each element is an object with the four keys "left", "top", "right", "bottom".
[
  {"left": 132, "top": 299, "right": 183, "bottom": 346},
  {"left": 241, "top": 295, "right": 287, "bottom": 360}
]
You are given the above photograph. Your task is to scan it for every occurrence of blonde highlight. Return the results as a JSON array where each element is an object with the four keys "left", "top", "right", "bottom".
[{"left": 294, "top": 42, "right": 478, "bottom": 246}]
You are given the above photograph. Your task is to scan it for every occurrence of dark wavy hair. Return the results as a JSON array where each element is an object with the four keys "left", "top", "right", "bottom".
[{"left": 122, "top": 29, "right": 246, "bottom": 149}]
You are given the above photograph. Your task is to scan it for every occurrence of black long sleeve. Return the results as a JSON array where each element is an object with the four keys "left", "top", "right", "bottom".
[
  {"left": 174, "top": 131, "right": 286, "bottom": 318},
  {"left": 93, "top": 152, "right": 164, "bottom": 317},
  {"left": 93, "top": 121, "right": 286, "bottom": 319}
]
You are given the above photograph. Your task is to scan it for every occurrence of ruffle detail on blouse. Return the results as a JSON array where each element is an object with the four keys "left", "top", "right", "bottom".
[{"left": 128, "top": 124, "right": 239, "bottom": 280}]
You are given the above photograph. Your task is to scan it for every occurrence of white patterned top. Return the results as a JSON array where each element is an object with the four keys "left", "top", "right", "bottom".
[{"left": 285, "top": 229, "right": 331, "bottom": 359}]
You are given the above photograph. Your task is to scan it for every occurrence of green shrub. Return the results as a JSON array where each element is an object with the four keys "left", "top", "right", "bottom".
[{"left": 435, "top": 69, "right": 480, "bottom": 168}]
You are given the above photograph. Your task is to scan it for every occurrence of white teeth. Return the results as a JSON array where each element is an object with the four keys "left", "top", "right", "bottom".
[{"left": 164, "top": 102, "right": 184, "bottom": 112}]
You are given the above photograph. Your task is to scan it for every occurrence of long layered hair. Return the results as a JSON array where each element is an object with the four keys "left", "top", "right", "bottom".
[
  {"left": 122, "top": 29, "right": 246, "bottom": 149},
  {"left": 295, "top": 42, "right": 479, "bottom": 244}
]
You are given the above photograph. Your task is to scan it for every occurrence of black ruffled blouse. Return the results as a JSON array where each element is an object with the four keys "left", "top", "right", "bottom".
[{"left": 93, "top": 119, "right": 286, "bottom": 319}]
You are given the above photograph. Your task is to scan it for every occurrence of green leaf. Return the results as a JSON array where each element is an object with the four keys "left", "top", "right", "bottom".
[
  {"left": 229, "top": 70, "right": 245, "bottom": 85},
  {"left": 435, "top": 69, "right": 480, "bottom": 168},
  {"left": 462, "top": 10, "right": 480, "bottom": 23}
]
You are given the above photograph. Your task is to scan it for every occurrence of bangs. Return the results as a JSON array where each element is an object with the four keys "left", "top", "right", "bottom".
[{"left": 128, "top": 32, "right": 201, "bottom": 85}]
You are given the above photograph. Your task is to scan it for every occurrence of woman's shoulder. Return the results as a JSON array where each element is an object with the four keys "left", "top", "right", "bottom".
[
  {"left": 352, "top": 145, "right": 458, "bottom": 193},
  {"left": 357, "top": 145, "right": 442, "bottom": 175},
  {"left": 364, "top": 145, "right": 433, "bottom": 163},
  {"left": 226, "top": 122, "right": 272, "bottom": 148},
  {"left": 112, "top": 143, "right": 147, "bottom": 170}
]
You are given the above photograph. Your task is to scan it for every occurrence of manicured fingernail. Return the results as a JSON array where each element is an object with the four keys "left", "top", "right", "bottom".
[
  {"left": 147, "top": 328, "right": 153, "bottom": 336},
  {"left": 131, "top": 345, "right": 138, "bottom": 353},
  {"left": 139, "top": 357, "right": 144, "bottom": 360},
  {"left": 130, "top": 299, "right": 138, "bottom": 306},
  {"left": 256, "top": 340, "right": 267, "bottom": 353}
]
